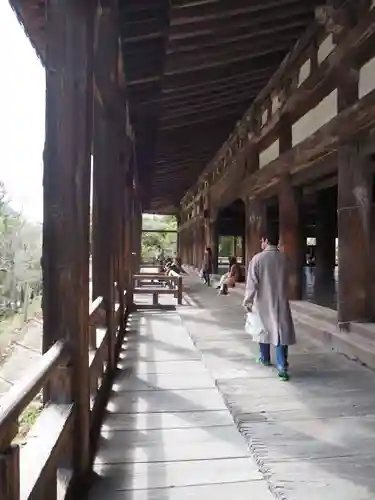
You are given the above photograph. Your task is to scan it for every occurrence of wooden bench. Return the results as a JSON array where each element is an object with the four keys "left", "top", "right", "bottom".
[{"left": 133, "top": 272, "right": 183, "bottom": 305}]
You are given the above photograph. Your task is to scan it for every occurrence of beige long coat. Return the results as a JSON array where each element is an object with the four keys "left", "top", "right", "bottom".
[{"left": 244, "top": 246, "right": 296, "bottom": 346}]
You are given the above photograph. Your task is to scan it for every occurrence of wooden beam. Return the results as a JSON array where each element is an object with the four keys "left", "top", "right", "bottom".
[
  {"left": 167, "top": 13, "right": 312, "bottom": 52},
  {"left": 161, "top": 91, "right": 257, "bottom": 117},
  {"left": 165, "top": 41, "right": 296, "bottom": 74},
  {"left": 169, "top": 0, "right": 312, "bottom": 26},
  {"left": 166, "top": 34, "right": 302, "bottom": 73},
  {"left": 242, "top": 88, "right": 375, "bottom": 197},
  {"left": 136, "top": 80, "right": 266, "bottom": 108},
  {"left": 161, "top": 98, "right": 253, "bottom": 121},
  {"left": 160, "top": 107, "right": 245, "bottom": 130},
  {"left": 162, "top": 50, "right": 285, "bottom": 88},
  {"left": 122, "top": 18, "right": 166, "bottom": 41},
  {"left": 161, "top": 65, "right": 276, "bottom": 94}
]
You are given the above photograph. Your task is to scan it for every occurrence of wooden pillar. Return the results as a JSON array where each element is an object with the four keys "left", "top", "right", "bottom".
[
  {"left": 279, "top": 177, "right": 303, "bottom": 300},
  {"left": 247, "top": 197, "right": 266, "bottom": 263},
  {"left": 115, "top": 140, "right": 127, "bottom": 334},
  {"left": 188, "top": 228, "right": 192, "bottom": 266},
  {"left": 124, "top": 169, "right": 134, "bottom": 306},
  {"left": 315, "top": 188, "right": 337, "bottom": 274},
  {"left": 192, "top": 226, "right": 197, "bottom": 267},
  {"left": 337, "top": 143, "right": 372, "bottom": 326},
  {"left": 133, "top": 197, "right": 142, "bottom": 273},
  {"left": 92, "top": 106, "right": 116, "bottom": 372},
  {"left": 43, "top": 0, "right": 94, "bottom": 482},
  {"left": 335, "top": 30, "right": 369, "bottom": 327},
  {"left": 209, "top": 218, "right": 219, "bottom": 273}
]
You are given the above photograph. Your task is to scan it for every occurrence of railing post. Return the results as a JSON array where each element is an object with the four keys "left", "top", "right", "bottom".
[
  {"left": 177, "top": 276, "right": 183, "bottom": 305},
  {"left": 0, "top": 444, "right": 20, "bottom": 500}
]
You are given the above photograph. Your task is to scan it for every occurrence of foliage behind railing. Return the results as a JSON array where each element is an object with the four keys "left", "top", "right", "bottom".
[{"left": 0, "top": 286, "right": 126, "bottom": 500}]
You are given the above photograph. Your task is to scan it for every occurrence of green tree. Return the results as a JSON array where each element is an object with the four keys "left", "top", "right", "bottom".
[
  {"left": 0, "top": 182, "right": 42, "bottom": 316},
  {"left": 141, "top": 215, "right": 177, "bottom": 262}
]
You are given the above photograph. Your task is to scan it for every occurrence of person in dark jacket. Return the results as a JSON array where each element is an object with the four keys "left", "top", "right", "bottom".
[{"left": 201, "top": 247, "right": 213, "bottom": 286}]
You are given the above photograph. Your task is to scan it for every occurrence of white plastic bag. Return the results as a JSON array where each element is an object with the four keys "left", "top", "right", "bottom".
[{"left": 244, "top": 311, "right": 265, "bottom": 339}]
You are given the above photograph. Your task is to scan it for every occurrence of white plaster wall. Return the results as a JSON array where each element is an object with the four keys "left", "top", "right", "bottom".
[
  {"left": 298, "top": 59, "right": 311, "bottom": 87},
  {"left": 261, "top": 109, "right": 268, "bottom": 126},
  {"left": 292, "top": 89, "right": 337, "bottom": 147},
  {"left": 259, "top": 139, "right": 279, "bottom": 168},
  {"left": 318, "top": 34, "right": 335, "bottom": 64},
  {"left": 272, "top": 95, "right": 280, "bottom": 114},
  {"left": 359, "top": 56, "right": 375, "bottom": 99}
]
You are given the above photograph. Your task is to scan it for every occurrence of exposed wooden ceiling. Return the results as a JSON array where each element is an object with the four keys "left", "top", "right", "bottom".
[
  {"left": 10, "top": 0, "right": 325, "bottom": 213},
  {"left": 121, "top": 0, "right": 324, "bottom": 212}
]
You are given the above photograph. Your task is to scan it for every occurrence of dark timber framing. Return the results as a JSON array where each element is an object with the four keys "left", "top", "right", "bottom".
[{"left": 3, "top": 0, "right": 375, "bottom": 498}]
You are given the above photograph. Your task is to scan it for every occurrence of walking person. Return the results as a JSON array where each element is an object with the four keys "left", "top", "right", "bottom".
[
  {"left": 243, "top": 228, "right": 296, "bottom": 381},
  {"left": 201, "top": 247, "right": 213, "bottom": 286}
]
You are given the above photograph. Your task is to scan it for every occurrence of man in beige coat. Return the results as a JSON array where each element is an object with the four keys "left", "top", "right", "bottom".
[{"left": 243, "top": 228, "right": 296, "bottom": 381}]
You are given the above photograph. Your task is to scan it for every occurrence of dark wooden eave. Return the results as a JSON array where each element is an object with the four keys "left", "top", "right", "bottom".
[{"left": 9, "top": 0, "right": 325, "bottom": 212}]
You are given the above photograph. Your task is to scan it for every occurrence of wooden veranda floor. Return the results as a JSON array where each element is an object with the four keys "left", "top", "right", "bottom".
[{"left": 88, "top": 273, "right": 375, "bottom": 500}]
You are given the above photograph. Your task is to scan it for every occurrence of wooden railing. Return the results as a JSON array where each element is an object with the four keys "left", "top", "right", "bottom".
[
  {"left": 133, "top": 271, "right": 183, "bottom": 305},
  {"left": 0, "top": 288, "right": 125, "bottom": 500}
]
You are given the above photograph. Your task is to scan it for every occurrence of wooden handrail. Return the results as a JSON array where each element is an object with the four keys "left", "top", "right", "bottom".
[
  {"left": 133, "top": 271, "right": 183, "bottom": 304},
  {"left": 0, "top": 341, "right": 69, "bottom": 448},
  {"left": 133, "top": 273, "right": 180, "bottom": 281},
  {"left": 0, "top": 281, "right": 127, "bottom": 499}
]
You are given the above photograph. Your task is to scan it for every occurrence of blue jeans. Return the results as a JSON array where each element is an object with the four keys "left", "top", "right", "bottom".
[
  {"left": 259, "top": 342, "right": 289, "bottom": 373},
  {"left": 202, "top": 270, "right": 210, "bottom": 286}
]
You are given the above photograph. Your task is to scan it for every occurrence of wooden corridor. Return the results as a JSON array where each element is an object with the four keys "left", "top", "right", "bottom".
[
  {"left": 88, "top": 307, "right": 271, "bottom": 500},
  {"left": 87, "top": 275, "right": 375, "bottom": 500}
]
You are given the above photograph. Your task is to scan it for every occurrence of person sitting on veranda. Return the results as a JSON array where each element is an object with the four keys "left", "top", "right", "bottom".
[{"left": 216, "top": 256, "right": 242, "bottom": 294}]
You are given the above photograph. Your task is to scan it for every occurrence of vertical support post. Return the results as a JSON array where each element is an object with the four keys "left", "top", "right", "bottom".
[
  {"left": 247, "top": 197, "right": 266, "bottom": 262},
  {"left": 279, "top": 176, "right": 303, "bottom": 300},
  {"left": 92, "top": 0, "right": 122, "bottom": 372},
  {"left": 337, "top": 142, "right": 372, "bottom": 326},
  {"left": 210, "top": 217, "right": 219, "bottom": 273},
  {"left": 336, "top": 36, "right": 365, "bottom": 328},
  {"left": 176, "top": 213, "right": 181, "bottom": 257},
  {"left": 133, "top": 198, "right": 142, "bottom": 274},
  {"left": 43, "top": 0, "right": 94, "bottom": 482},
  {"left": 177, "top": 276, "right": 183, "bottom": 305},
  {"left": 93, "top": 107, "right": 116, "bottom": 374},
  {"left": 124, "top": 169, "right": 134, "bottom": 307},
  {"left": 0, "top": 444, "right": 20, "bottom": 500},
  {"left": 315, "top": 188, "right": 337, "bottom": 304}
]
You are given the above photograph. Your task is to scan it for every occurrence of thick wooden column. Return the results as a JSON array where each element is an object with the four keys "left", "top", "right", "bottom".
[
  {"left": 115, "top": 140, "right": 127, "bottom": 333},
  {"left": 131, "top": 188, "right": 142, "bottom": 274},
  {"left": 92, "top": 107, "right": 116, "bottom": 371},
  {"left": 192, "top": 226, "right": 197, "bottom": 267},
  {"left": 176, "top": 214, "right": 181, "bottom": 257},
  {"left": 43, "top": 0, "right": 94, "bottom": 481},
  {"left": 279, "top": 176, "right": 303, "bottom": 300},
  {"left": 337, "top": 143, "right": 372, "bottom": 326},
  {"left": 92, "top": 0, "right": 121, "bottom": 371},
  {"left": 124, "top": 169, "right": 134, "bottom": 306},
  {"left": 247, "top": 197, "right": 266, "bottom": 262},
  {"left": 209, "top": 218, "right": 219, "bottom": 273},
  {"left": 315, "top": 188, "right": 337, "bottom": 274},
  {"left": 188, "top": 228, "right": 193, "bottom": 266},
  {"left": 335, "top": 29, "right": 370, "bottom": 327}
]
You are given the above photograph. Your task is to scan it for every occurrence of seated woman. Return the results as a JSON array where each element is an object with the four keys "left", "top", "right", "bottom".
[{"left": 216, "top": 257, "right": 241, "bottom": 293}]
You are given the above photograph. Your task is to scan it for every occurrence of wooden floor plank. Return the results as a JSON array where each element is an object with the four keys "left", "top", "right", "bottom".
[
  {"left": 89, "top": 308, "right": 266, "bottom": 500},
  {"left": 89, "top": 480, "right": 275, "bottom": 500}
]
